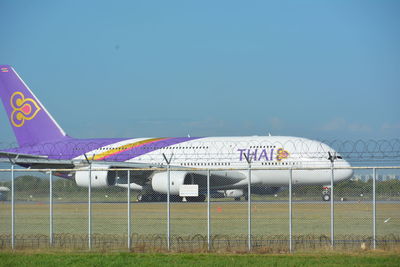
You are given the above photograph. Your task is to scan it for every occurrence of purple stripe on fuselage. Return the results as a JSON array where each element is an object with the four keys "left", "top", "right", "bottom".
[
  {"left": 97, "top": 137, "right": 202, "bottom": 162},
  {"left": 3, "top": 137, "right": 203, "bottom": 161}
]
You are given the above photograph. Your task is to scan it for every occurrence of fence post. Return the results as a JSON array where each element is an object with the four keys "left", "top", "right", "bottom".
[
  {"left": 167, "top": 163, "right": 171, "bottom": 251},
  {"left": 207, "top": 169, "right": 211, "bottom": 251},
  {"left": 127, "top": 169, "right": 131, "bottom": 250},
  {"left": 330, "top": 161, "right": 334, "bottom": 248},
  {"left": 289, "top": 168, "right": 293, "bottom": 253},
  {"left": 247, "top": 161, "right": 252, "bottom": 251},
  {"left": 372, "top": 168, "right": 376, "bottom": 250},
  {"left": 11, "top": 164, "right": 15, "bottom": 250},
  {"left": 49, "top": 170, "right": 53, "bottom": 247},
  {"left": 162, "top": 153, "right": 172, "bottom": 251},
  {"left": 88, "top": 164, "right": 92, "bottom": 250},
  {"left": 242, "top": 154, "right": 252, "bottom": 251}
]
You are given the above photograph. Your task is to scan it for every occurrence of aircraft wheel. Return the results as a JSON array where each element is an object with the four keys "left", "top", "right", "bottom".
[
  {"left": 322, "top": 194, "right": 331, "bottom": 201},
  {"left": 234, "top": 197, "right": 241, "bottom": 201}
]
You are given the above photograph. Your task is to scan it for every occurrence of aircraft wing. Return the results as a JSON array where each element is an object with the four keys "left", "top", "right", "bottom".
[
  {"left": 0, "top": 151, "right": 245, "bottom": 189},
  {"left": 0, "top": 151, "right": 74, "bottom": 168},
  {"left": 202, "top": 170, "right": 247, "bottom": 189},
  {"left": 0, "top": 151, "right": 49, "bottom": 160},
  {"left": 0, "top": 151, "right": 165, "bottom": 170}
]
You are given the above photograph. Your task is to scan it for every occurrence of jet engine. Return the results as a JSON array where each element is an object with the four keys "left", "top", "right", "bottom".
[
  {"left": 75, "top": 165, "right": 117, "bottom": 188},
  {"left": 151, "top": 171, "right": 189, "bottom": 194}
]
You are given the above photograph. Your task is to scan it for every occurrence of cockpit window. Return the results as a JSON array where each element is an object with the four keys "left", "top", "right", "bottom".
[{"left": 337, "top": 156, "right": 343, "bottom": 159}]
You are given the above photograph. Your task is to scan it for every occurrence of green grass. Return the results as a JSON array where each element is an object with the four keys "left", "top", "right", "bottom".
[
  {"left": 1, "top": 201, "right": 399, "bottom": 236},
  {"left": 0, "top": 252, "right": 400, "bottom": 267},
  {"left": 0, "top": 201, "right": 399, "bottom": 252}
]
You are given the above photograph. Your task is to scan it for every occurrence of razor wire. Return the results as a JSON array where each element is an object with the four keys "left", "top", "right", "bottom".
[
  {"left": 0, "top": 139, "right": 399, "bottom": 164},
  {"left": 0, "top": 165, "right": 399, "bottom": 252}
]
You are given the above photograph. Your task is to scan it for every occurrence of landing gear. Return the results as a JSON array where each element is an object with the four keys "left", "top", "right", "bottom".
[
  {"left": 234, "top": 197, "right": 241, "bottom": 201},
  {"left": 322, "top": 186, "right": 331, "bottom": 201},
  {"left": 322, "top": 193, "right": 331, "bottom": 201}
]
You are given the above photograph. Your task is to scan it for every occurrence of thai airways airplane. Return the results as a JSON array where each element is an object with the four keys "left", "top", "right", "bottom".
[{"left": 0, "top": 65, "right": 353, "bottom": 201}]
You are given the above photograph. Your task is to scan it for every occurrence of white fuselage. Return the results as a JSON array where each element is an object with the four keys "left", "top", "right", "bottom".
[{"left": 77, "top": 136, "right": 353, "bottom": 188}]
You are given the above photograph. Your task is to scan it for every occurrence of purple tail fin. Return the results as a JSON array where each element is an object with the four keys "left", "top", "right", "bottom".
[{"left": 0, "top": 65, "right": 68, "bottom": 146}]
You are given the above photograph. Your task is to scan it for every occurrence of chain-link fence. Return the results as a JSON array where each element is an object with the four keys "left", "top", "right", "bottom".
[{"left": 0, "top": 165, "right": 399, "bottom": 252}]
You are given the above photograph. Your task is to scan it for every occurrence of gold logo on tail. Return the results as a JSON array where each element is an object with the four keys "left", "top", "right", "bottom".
[{"left": 10, "top": 92, "right": 41, "bottom": 127}]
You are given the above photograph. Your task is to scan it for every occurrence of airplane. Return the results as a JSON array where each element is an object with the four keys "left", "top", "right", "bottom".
[{"left": 0, "top": 65, "right": 353, "bottom": 202}]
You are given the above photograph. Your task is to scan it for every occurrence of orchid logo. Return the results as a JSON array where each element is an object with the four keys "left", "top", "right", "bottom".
[
  {"left": 276, "top": 148, "right": 289, "bottom": 161},
  {"left": 10, "top": 92, "right": 41, "bottom": 127}
]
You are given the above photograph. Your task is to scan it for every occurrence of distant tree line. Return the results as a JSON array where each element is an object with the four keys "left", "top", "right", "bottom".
[
  {"left": 292, "top": 179, "right": 400, "bottom": 197},
  {"left": 0, "top": 175, "right": 125, "bottom": 194},
  {"left": 0, "top": 175, "right": 399, "bottom": 197}
]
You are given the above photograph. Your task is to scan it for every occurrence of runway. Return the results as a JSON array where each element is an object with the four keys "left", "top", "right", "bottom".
[{"left": 5, "top": 200, "right": 400, "bottom": 205}]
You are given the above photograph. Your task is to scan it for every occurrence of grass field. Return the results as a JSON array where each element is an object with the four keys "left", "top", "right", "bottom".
[
  {"left": 0, "top": 252, "right": 400, "bottom": 267},
  {"left": 0, "top": 199, "right": 399, "bottom": 252}
]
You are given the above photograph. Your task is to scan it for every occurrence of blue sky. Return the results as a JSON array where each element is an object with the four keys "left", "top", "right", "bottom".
[{"left": 0, "top": 0, "right": 399, "bottom": 142}]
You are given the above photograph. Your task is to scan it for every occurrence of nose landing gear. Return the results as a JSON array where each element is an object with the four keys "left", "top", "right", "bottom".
[{"left": 322, "top": 186, "right": 331, "bottom": 201}]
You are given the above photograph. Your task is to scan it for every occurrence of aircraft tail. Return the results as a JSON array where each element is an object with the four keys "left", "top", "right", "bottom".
[{"left": 0, "top": 65, "right": 68, "bottom": 146}]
